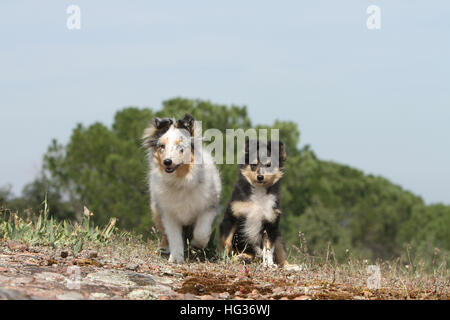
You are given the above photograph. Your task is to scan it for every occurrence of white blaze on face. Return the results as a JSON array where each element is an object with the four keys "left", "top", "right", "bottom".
[{"left": 160, "top": 126, "right": 192, "bottom": 165}]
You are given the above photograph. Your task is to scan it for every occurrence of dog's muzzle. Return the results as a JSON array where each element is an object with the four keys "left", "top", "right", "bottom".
[{"left": 164, "top": 163, "right": 181, "bottom": 173}]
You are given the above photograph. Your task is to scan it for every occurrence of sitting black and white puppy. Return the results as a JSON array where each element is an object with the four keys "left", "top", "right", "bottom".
[
  {"left": 219, "top": 138, "right": 288, "bottom": 267},
  {"left": 143, "top": 114, "right": 221, "bottom": 263}
]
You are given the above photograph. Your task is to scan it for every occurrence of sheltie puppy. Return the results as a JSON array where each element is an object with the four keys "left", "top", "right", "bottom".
[
  {"left": 143, "top": 114, "right": 221, "bottom": 263},
  {"left": 219, "top": 138, "right": 288, "bottom": 267}
]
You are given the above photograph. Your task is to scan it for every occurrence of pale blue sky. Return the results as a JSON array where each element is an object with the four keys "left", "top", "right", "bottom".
[{"left": 0, "top": 1, "right": 449, "bottom": 204}]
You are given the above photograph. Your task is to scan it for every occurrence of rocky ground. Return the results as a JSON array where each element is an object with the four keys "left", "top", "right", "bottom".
[{"left": 0, "top": 240, "right": 448, "bottom": 300}]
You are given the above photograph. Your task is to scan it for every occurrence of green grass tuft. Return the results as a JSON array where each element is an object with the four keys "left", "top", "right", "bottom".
[{"left": 0, "top": 198, "right": 118, "bottom": 254}]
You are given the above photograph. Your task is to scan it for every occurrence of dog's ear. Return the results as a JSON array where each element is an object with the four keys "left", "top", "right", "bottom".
[
  {"left": 279, "top": 140, "right": 287, "bottom": 163},
  {"left": 142, "top": 118, "right": 172, "bottom": 149},
  {"left": 176, "top": 113, "right": 195, "bottom": 135},
  {"left": 154, "top": 117, "right": 162, "bottom": 129},
  {"left": 154, "top": 117, "right": 172, "bottom": 130}
]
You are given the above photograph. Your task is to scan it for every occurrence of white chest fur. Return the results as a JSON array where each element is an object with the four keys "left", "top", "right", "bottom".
[{"left": 243, "top": 187, "right": 277, "bottom": 246}]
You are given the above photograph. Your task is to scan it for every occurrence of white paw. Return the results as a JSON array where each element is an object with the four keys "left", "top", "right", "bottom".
[
  {"left": 190, "top": 236, "right": 209, "bottom": 249},
  {"left": 262, "top": 248, "right": 275, "bottom": 268},
  {"left": 168, "top": 253, "right": 184, "bottom": 264},
  {"left": 262, "top": 259, "right": 276, "bottom": 268}
]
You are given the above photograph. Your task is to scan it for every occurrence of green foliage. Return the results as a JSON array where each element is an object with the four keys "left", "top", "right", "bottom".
[
  {"left": 6, "top": 97, "right": 447, "bottom": 268},
  {"left": 2, "top": 176, "right": 78, "bottom": 221},
  {"left": 44, "top": 109, "right": 153, "bottom": 235},
  {"left": 0, "top": 201, "right": 117, "bottom": 253},
  {"left": 397, "top": 204, "right": 450, "bottom": 266}
]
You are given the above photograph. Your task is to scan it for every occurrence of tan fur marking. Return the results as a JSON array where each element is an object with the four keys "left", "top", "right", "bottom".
[
  {"left": 153, "top": 149, "right": 165, "bottom": 172},
  {"left": 231, "top": 200, "right": 254, "bottom": 218},
  {"left": 152, "top": 137, "right": 169, "bottom": 173},
  {"left": 240, "top": 165, "right": 284, "bottom": 187},
  {"left": 175, "top": 163, "right": 192, "bottom": 178},
  {"left": 236, "top": 252, "right": 255, "bottom": 262},
  {"left": 175, "top": 152, "right": 194, "bottom": 178},
  {"left": 263, "top": 169, "right": 284, "bottom": 186},
  {"left": 262, "top": 231, "right": 272, "bottom": 250},
  {"left": 220, "top": 225, "right": 237, "bottom": 255},
  {"left": 240, "top": 166, "right": 258, "bottom": 185},
  {"left": 274, "top": 236, "right": 287, "bottom": 266}
]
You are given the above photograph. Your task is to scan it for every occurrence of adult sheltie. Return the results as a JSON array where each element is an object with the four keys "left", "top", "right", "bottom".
[{"left": 143, "top": 114, "right": 221, "bottom": 263}]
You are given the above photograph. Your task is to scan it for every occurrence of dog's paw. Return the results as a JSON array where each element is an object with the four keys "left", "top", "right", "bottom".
[
  {"left": 262, "top": 248, "right": 276, "bottom": 268},
  {"left": 262, "top": 260, "right": 277, "bottom": 269},
  {"left": 190, "top": 237, "right": 209, "bottom": 249},
  {"left": 168, "top": 253, "right": 184, "bottom": 264}
]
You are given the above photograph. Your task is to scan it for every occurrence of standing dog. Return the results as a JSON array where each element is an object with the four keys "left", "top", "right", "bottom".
[
  {"left": 219, "top": 138, "right": 288, "bottom": 267},
  {"left": 143, "top": 114, "right": 221, "bottom": 263}
]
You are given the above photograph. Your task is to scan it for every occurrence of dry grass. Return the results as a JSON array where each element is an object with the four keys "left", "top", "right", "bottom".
[
  {"left": 1, "top": 205, "right": 448, "bottom": 300},
  {"left": 91, "top": 231, "right": 449, "bottom": 300}
]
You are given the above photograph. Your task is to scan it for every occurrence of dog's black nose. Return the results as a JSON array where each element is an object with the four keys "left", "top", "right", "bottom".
[
  {"left": 257, "top": 174, "right": 264, "bottom": 181},
  {"left": 163, "top": 159, "right": 172, "bottom": 166}
]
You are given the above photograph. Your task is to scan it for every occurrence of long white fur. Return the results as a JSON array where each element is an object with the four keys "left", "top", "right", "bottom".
[
  {"left": 148, "top": 124, "right": 221, "bottom": 263},
  {"left": 242, "top": 186, "right": 277, "bottom": 265}
]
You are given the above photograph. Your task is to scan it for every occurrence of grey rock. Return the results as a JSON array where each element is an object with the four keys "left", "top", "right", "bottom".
[
  {"left": 85, "top": 270, "right": 156, "bottom": 288},
  {"left": 124, "top": 271, "right": 156, "bottom": 286},
  {"left": 0, "top": 275, "right": 10, "bottom": 283},
  {"left": 86, "top": 270, "right": 136, "bottom": 287},
  {"left": 126, "top": 263, "right": 139, "bottom": 271},
  {"left": 34, "top": 272, "right": 66, "bottom": 282},
  {"left": 218, "top": 292, "right": 230, "bottom": 299},
  {"left": 150, "top": 274, "right": 173, "bottom": 285},
  {"left": 128, "top": 289, "right": 156, "bottom": 300},
  {"left": 89, "top": 292, "right": 109, "bottom": 300},
  {"left": 0, "top": 287, "right": 27, "bottom": 300},
  {"left": 57, "top": 291, "right": 84, "bottom": 300},
  {"left": 142, "top": 284, "right": 174, "bottom": 297},
  {"left": 12, "top": 277, "right": 34, "bottom": 285}
]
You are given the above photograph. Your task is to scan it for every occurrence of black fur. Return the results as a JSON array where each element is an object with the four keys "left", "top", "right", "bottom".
[
  {"left": 219, "top": 139, "right": 287, "bottom": 265},
  {"left": 145, "top": 117, "right": 173, "bottom": 148},
  {"left": 175, "top": 113, "right": 196, "bottom": 151}
]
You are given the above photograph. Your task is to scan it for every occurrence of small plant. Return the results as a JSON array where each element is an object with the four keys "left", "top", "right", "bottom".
[{"left": 0, "top": 198, "right": 117, "bottom": 253}]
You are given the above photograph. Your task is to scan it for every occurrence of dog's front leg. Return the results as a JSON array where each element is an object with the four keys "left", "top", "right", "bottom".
[
  {"left": 163, "top": 215, "right": 184, "bottom": 263},
  {"left": 262, "top": 231, "right": 276, "bottom": 268},
  {"left": 191, "top": 209, "right": 216, "bottom": 249}
]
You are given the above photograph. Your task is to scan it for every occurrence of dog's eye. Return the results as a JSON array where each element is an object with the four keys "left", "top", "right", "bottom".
[
  {"left": 159, "top": 144, "right": 165, "bottom": 149},
  {"left": 180, "top": 148, "right": 184, "bottom": 154},
  {"left": 250, "top": 164, "right": 257, "bottom": 171},
  {"left": 265, "top": 163, "right": 271, "bottom": 168}
]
